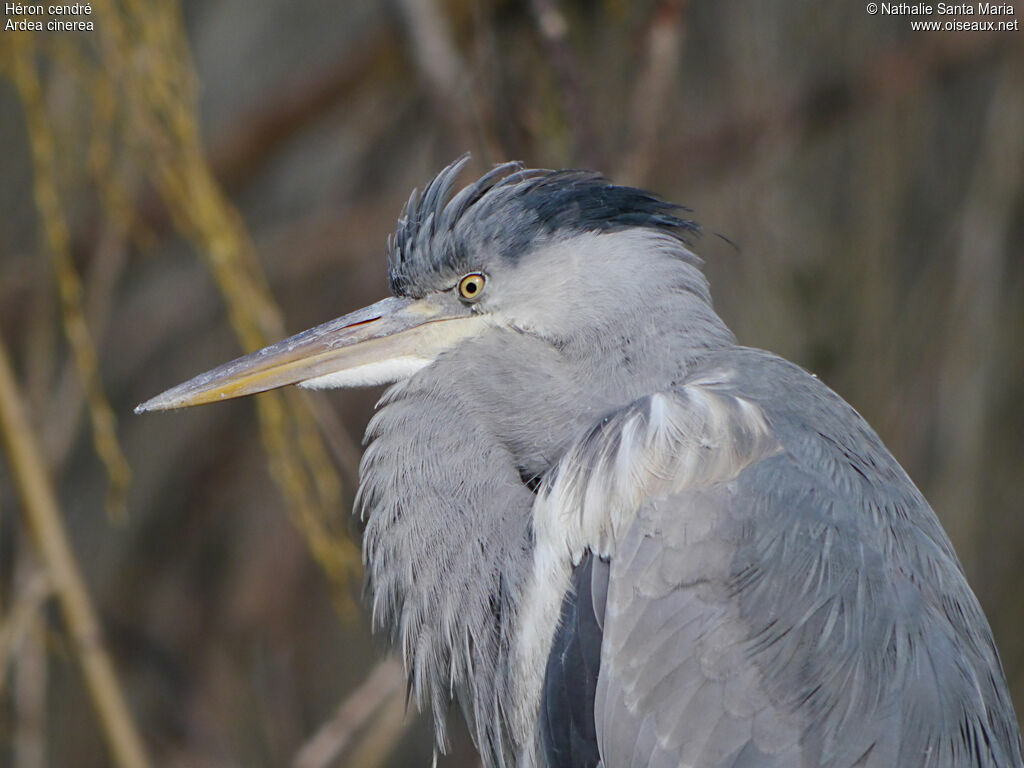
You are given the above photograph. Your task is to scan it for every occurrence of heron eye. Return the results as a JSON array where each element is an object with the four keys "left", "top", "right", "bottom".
[{"left": 458, "top": 273, "right": 486, "bottom": 301}]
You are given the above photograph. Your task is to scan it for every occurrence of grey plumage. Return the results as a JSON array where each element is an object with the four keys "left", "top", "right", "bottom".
[{"left": 139, "top": 159, "right": 1023, "bottom": 767}]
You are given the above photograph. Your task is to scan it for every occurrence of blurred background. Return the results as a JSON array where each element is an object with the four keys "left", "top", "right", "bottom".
[{"left": 0, "top": 1, "right": 1022, "bottom": 766}]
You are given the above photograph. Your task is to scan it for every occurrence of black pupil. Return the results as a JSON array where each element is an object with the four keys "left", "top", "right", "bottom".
[{"left": 465, "top": 281, "right": 477, "bottom": 294}]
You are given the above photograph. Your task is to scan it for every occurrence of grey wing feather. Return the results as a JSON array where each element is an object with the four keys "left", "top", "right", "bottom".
[
  {"left": 584, "top": 351, "right": 1022, "bottom": 768},
  {"left": 596, "top": 485, "right": 803, "bottom": 768}
]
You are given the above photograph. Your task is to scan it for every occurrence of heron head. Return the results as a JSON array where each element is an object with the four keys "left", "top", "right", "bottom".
[{"left": 136, "top": 157, "right": 705, "bottom": 412}]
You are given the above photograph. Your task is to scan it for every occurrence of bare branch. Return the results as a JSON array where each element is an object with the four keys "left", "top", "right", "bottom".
[
  {"left": 0, "top": 333, "right": 151, "bottom": 768},
  {"left": 933, "top": 57, "right": 1024, "bottom": 561},
  {"left": 617, "top": 0, "right": 688, "bottom": 185},
  {"left": 5, "top": 35, "right": 132, "bottom": 522},
  {"left": 396, "top": 0, "right": 481, "bottom": 156},
  {"left": 0, "top": 566, "right": 51, "bottom": 694},
  {"left": 211, "top": 25, "right": 401, "bottom": 192},
  {"left": 11, "top": 552, "right": 49, "bottom": 768},
  {"left": 291, "top": 657, "right": 406, "bottom": 768},
  {"left": 529, "top": 0, "right": 601, "bottom": 167},
  {"left": 661, "top": 33, "right": 1008, "bottom": 183},
  {"left": 346, "top": 687, "right": 415, "bottom": 768}
]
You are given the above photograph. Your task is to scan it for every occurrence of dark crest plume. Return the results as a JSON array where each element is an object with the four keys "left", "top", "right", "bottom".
[{"left": 386, "top": 156, "right": 700, "bottom": 296}]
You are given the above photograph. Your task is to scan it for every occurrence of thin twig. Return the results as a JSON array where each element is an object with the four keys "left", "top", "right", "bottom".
[
  {"left": 660, "top": 33, "right": 1006, "bottom": 183},
  {"left": 528, "top": 0, "right": 601, "bottom": 167},
  {"left": 0, "top": 333, "right": 151, "bottom": 768},
  {"left": 291, "top": 657, "right": 406, "bottom": 768},
  {"left": 41, "top": 73, "right": 141, "bottom": 470},
  {"left": 13, "top": 623, "right": 48, "bottom": 768},
  {"left": 12, "top": 551, "right": 49, "bottom": 768},
  {"left": 301, "top": 391, "right": 363, "bottom": 495},
  {"left": 616, "top": 0, "right": 688, "bottom": 185},
  {"left": 45, "top": 224, "right": 130, "bottom": 470},
  {"left": 346, "top": 685, "right": 415, "bottom": 768},
  {"left": 933, "top": 56, "right": 1024, "bottom": 562},
  {"left": 0, "top": 567, "right": 52, "bottom": 693},
  {"left": 63, "top": 23, "right": 401, "bottom": 271},
  {"left": 210, "top": 25, "right": 401, "bottom": 192},
  {"left": 5, "top": 34, "right": 132, "bottom": 522},
  {"left": 91, "top": 0, "right": 362, "bottom": 594},
  {"left": 395, "top": 0, "right": 482, "bottom": 157}
]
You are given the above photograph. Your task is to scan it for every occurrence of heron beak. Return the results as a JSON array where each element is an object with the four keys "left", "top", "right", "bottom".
[{"left": 135, "top": 296, "right": 483, "bottom": 413}]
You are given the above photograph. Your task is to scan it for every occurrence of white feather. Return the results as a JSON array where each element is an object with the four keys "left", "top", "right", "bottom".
[{"left": 298, "top": 356, "right": 431, "bottom": 389}]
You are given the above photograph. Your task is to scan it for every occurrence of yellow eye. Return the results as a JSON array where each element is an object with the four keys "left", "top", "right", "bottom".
[{"left": 458, "top": 272, "right": 486, "bottom": 301}]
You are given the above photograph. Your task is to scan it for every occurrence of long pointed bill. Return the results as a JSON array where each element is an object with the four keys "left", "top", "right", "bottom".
[{"left": 135, "top": 296, "right": 484, "bottom": 413}]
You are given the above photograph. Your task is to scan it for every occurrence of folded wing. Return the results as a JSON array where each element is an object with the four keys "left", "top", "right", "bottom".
[{"left": 531, "top": 354, "right": 1022, "bottom": 767}]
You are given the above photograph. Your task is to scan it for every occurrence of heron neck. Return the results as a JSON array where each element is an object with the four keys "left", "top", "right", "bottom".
[
  {"left": 558, "top": 286, "right": 735, "bottom": 399},
  {"left": 505, "top": 285, "right": 737, "bottom": 475}
]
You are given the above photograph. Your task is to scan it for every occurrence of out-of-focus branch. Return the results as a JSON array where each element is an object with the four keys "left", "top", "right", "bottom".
[
  {"left": 302, "top": 392, "right": 363, "bottom": 495},
  {"left": 4, "top": 35, "right": 132, "bottom": 522},
  {"left": 0, "top": 567, "right": 51, "bottom": 693},
  {"left": 11, "top": 551, "right": 49, "bottom": 768},
  {"left": 0, "top": 333, "right": 151, "bottom": 768},
  {"left": 91, "top": 0, "right": 362, "bottom": 593},
  {"left": 291, "top": 657, "right": 406, "bottom": 768},
  {"left": 934, "top": 56, "right": 1024, "bottom": 561},
  {"left": 14, "top": 627, "right": 48, "bottom": 768},
  {"left": 45, "top": 226, "right": 130, "bottom": 470},
  {"left": 40, "top": 67, "right": 142, "bottom": 470},
  {"left": 529, "top": 0, "right": 601, "bottom": 167},
  {"left": 617, "top": 0, "right": 688, "bottom": 185},
  {"left": 346, "top": 684, "right": 415, "bottom": 768},
  {"left": 60, "top": 22, "right": 400, "bottom": 295},
  {"left": 7, "top": 7, "right": 366, "bottom": 603},
  {"left": 662, "top": 33, "right": 1007, "bottom": 182},
  {"left": 396, "top": 0, "right": 497, "bottom": 159},
  {"left": 210, "top": 25, "right": 402, "bottom": 192}
]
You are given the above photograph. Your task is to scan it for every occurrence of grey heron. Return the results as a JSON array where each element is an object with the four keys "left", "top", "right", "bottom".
[{"left": 138, "top": 158, "right": 1023, "bottom": 767}]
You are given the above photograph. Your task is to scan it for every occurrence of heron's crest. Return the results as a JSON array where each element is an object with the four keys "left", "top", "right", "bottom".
[{"left": 387, "top": 156, "right": 700, "bottom": 296}]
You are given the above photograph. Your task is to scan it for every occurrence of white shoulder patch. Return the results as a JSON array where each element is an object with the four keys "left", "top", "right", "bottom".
[
  {"left": 513, "top": 380, "right": 781, "bottom": 759},
  {"left": 539, "top": 381, "right": 777, "bottom": 559}
]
